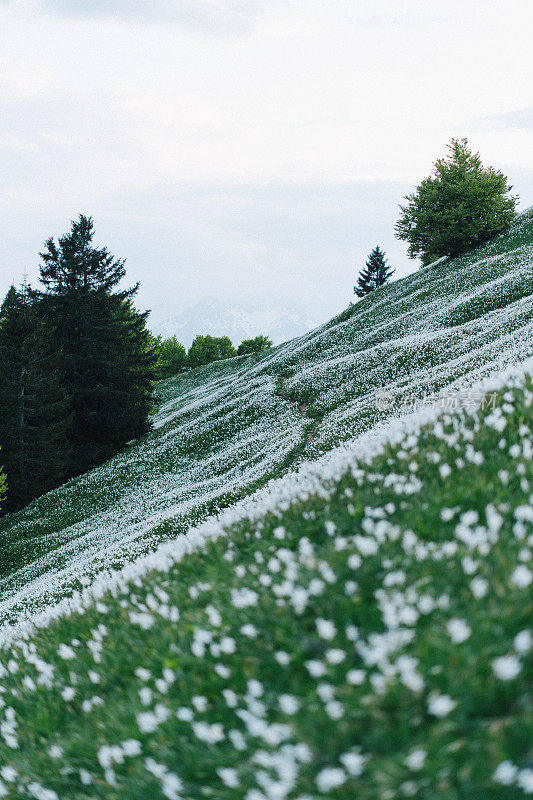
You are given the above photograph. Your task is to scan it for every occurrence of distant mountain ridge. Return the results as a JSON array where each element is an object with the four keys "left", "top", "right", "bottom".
[{"left": 152, "top": 297, "right": 322, "bottom": 348}]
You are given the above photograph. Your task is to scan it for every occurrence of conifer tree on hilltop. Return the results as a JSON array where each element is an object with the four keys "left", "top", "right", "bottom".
[
  {"left": 0, "top": 285, "right": 71, "bottom": 512},
  {"left": 36, "top": 215, "right": 157, "bottom": 476},
  {"left": 396, "top": 138, "right": 517, "bottom": 266},
  {"left": 354, "top": 246, "right": 395, "bottom": 298}
]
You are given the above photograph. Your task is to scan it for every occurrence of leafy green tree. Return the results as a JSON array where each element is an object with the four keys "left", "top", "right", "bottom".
[
  {"left": 187, "top": 335, "right": 236, "bottom": 369},
  {"left": 153, "top": 336, "right": 188, "bottom": 379},
  {"left": 0, "top": 286, "right": 72, "bottom": 512},
  {"left": 36, "top": 215, "right": 157, "bottom": 475},
  {"left": 354, "top": 246, "right": 395, "bottom": 297},
  {"left": 237, "top": 335, "right": 273, "bottom": 356},
  {"left": 396, "top": 138, "right": 518, "bottom": 266}
]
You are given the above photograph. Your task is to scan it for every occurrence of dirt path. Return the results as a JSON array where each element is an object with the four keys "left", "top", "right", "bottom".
[{"left": 276, "top": 375, "right": 317, "bottom": 452}]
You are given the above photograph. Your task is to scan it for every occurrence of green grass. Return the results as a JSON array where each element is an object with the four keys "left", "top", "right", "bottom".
[{"left": 0, "top": 374, "right": 531, "bottom": 798}]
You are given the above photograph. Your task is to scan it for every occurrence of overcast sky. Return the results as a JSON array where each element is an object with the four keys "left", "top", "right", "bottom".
[{"left": 0, "top": 0, "right": 532, "bottom": 325}]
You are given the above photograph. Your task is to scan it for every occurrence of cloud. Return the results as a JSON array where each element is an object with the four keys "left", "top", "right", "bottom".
[
  {"left": 477, "top": 107, "right": 533, "bottom": 131},
  {"left": 1, "top": 0, "right": 267, "bottom": 35}
]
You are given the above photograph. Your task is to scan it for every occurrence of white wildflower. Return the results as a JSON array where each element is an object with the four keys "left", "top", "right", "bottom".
[
  {"left": 279, "top": 695, "right": 299, "bottom": 715},
  {"left": 514, "top": 630, "right": 532, "bottom": 654},
  {"left": 510, "top": 565, "right": 533, "bottom": 588},
  {"left": 316, "top": 619, "right": 336, "bottom": 640},
  {"left": 493, "top": 760, "right": 518, "bottom": 785},
  {"left": 428, "top": 694, "right": 456, "bottom": 717},
  {"left": 446, "top": 618, "right": 471, "bottom": 644},
  {"left": 217, "top": 767, "right": 239, "bottom": 788},
  {"left": 492, "top": 654, "right": 521, "bottom": 680},
  {"left": 315, "top": 767, "right": 346, "bottom": 792},
  {"left": 340, "top": 750, "right": 366, "bottom": 776},
  {"left": 57, "top": 644, "right": 76, "bottom": 660},
  {"left": 518, "top": 769, "right": 533, "bottom": 794},
  {"left": 405, "top": 749, "right": 426, "bottom": 771}
]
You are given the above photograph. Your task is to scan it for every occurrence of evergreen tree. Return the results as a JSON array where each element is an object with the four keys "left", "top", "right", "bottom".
[
  {"left": 35, "top": 215, "right": 157, "bottom": 475},
  {"left": 396, "top": 138, "right": 518, "bottom": 266},
  {"left": 0, "top": 285, "right": 19, "bottom": 315},
  {"left": 0, "top": 286, "right": 71, "bottom": 512},
  {"left": 354, "top": 246, "right": 395, "bottom": 297}
]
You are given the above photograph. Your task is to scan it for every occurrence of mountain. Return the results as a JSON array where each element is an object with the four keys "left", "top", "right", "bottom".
[
  {"left": 0, "top": 211, "right": 532, "bottom": 797},
  {"left": 153, "top": 297, "right": 323, "bottom": 347}
]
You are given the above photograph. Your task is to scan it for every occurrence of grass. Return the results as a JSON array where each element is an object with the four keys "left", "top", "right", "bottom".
[{"left": 0, "top": 373, "right": 531, "bottom": 798}]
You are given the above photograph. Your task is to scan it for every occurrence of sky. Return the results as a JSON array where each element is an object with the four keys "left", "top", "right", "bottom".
[{"left": 0, "top": 0, "right": 532, "bottom": 326}]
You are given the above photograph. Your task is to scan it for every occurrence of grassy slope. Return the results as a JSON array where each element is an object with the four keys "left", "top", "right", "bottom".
[
  {"left": 0, "top": 368, "right": 531, "bottom": 799},
  {"left": 0, "top": 214, "right": 531, "bottom": 797},
  {"left": 0, "top": 211, "right": 531, "bottom": 626}
]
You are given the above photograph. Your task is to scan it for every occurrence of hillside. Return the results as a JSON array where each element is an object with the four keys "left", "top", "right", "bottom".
[{"left": 0, "top": 211, "right": 532, "bottom": 798}]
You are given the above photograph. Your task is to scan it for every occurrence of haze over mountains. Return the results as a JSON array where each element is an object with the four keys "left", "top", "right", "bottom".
[{"left": 152, "top": 297, "right": 324, "bottom": 347}]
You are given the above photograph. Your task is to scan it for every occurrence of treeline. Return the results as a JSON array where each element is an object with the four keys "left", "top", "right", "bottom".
[
  {"left": 0, "top": 215, "right": 156, "bottom": 514},
  {"left": 152, "top": 333, "right": 272, "bottom": 379}
]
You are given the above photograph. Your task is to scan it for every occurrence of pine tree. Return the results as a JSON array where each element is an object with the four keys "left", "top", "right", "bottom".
[
  {"left": 0, "top": 286, "right": 71, "bottom": 512},
  {"left": 35, "top": 215, "right": 157, "bottom": 476},
  {"left": 396, "top": 138, "right": 518, "bottom": 265},
  {"left": 354, "top": 246, "right": 395, "bottom": 297}
]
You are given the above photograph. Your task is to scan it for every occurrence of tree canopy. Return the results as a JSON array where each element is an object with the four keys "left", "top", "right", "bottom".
[
  {"left": 396, "top": 138, "right": 518, "bottom": 266},
  {"left": 153, "top": 336, "right": 188, "bottom": 379},
  {"left": 237, "top": 336, "right": 273, "bottom": 356},
  {"left": 188, "top": 335, "right": 236, "bottom": 369}
]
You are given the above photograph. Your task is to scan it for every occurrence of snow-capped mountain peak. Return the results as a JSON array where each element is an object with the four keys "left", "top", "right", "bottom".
[{"left": 152, "top": 297, "right": 322, "bottom": 348}]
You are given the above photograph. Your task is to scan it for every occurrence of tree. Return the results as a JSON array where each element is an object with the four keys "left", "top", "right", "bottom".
[
  {"left": 237, "top": 335, "right": 273, "bottom": 356},
  {"left": 396, "top": 138, "right": 518, "bottom": 266},
  {"left": 0, "top": 286, "right": 71, "bottom": 512},
  {"left": 153, "top": 336, "right": 188, "bottom": 379},
  {"left": 35, "top": 215, "right": 157, "bottom": 476},
  {"left": 187, "top": 335, "right": 236, "bottom": 369},
  {"left": 354, "top": 246, "right": 395, "bottom": 297}
]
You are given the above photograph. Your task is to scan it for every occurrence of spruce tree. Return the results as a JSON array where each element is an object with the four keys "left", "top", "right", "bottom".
[
  {"left": 354, "top": 246, "right": 395, "bottom": 297},
  {"left": 0, "top": 286, "right": 71, "bottom": 512},
  {"left": 396, "top": 138, "right": 517, "bottom": 265},
  {"left": 36, "top": 215, "right": 157, "bottom": 475}
]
